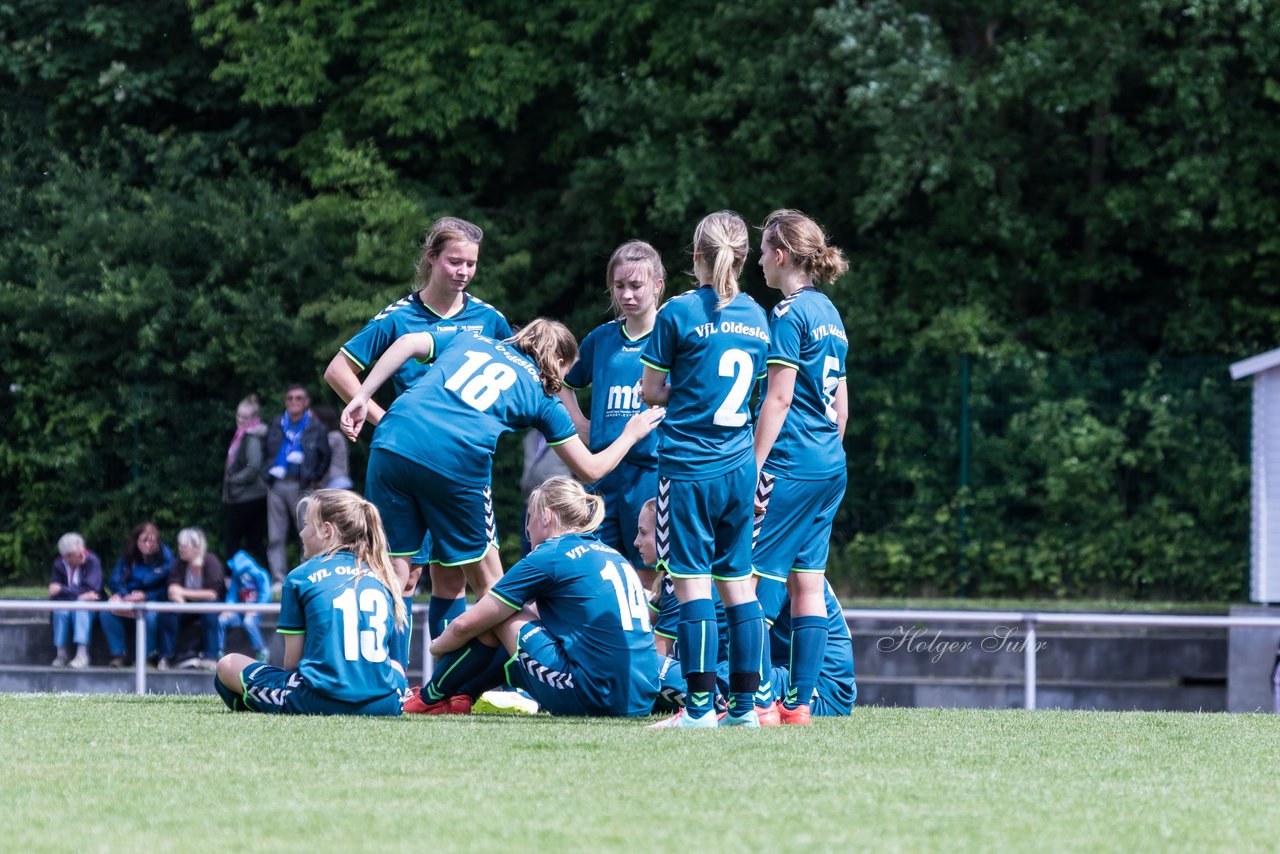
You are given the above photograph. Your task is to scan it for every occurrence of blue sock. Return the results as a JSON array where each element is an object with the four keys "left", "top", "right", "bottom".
[
  {"left": 678, "top": 598, "right": 719, "bottom": 718},
  {"left": 458, "top": 646, "right": 510, "bottom": 700},
  {"left": 424, "top": 637, "right": 498, "bottom": 702},
  {"left": 428, "top": 595, "right": 467, "bottom": 642},
  {"left": 753, "top": 576, "right": 787, "bottom": 709},
  {"left": 213, "top": 675, "right": 247, "bottom": 712},
  {"left": 726, "top": 600, "right": 763, "bottom": 716},
  {"left": 786, "top": 614, "right": 828, "bottom": 709}
]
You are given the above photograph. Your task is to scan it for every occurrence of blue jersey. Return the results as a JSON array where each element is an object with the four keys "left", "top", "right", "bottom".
[
  {"left": 758, "top": 288, "right": 848, "bottom": 479},
  {"left": 641, "top": 287, "right": 769, "bottom": 478},
  {"left": 372, "top": 331, "right": 577, "bottom": 485},
  {"left": 564, "top": 319, "right": 657, "bottom": 468},
  {"left": 341, "top": 292, "right": 511, "bottom": 396},
  {"left": 770, "top": 580, "right": 855, "bottom": 711},
  {"left": 277, "top": 552, "right": 408, "bottom": 704},
  {"left": 490, "top": 533, "right": 659, "bottom": 716},
  {"left": 650, "top": 573, "right": 729, "bottom": 663}
]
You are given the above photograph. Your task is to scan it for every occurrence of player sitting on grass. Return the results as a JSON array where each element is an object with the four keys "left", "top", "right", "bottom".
[
  {"left": 406, "top": 476, "right": 660, "bottom": 717},
  {"left": 752, "top": 574, "right": 856, "bottom": 724},
  {"left": 213, "top": 490, "right": 409, "bottom": 716}
]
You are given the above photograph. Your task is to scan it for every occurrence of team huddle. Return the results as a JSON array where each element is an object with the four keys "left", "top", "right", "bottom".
[{"left": 213, "top": 209, "right": 856, "bottom": 727}]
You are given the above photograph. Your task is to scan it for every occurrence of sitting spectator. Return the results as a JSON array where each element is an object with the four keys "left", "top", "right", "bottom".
[
  {"left": 160, "top": 527, "right": 226, "bottom": 670},
  {"left": 48, "top": 532, "right": 103, "bottom": 668},
  {"left": 223, "top": 394, "right": 269, "bottom": 565},
  {"left": 219, "top": 550, "right": 273, "bottom": 663},
  {"left": 312, "top": 404, "right": 354, "bottom": 490},
  {"left": 100, "top": 521, "right": 173, "bottom": 668}
]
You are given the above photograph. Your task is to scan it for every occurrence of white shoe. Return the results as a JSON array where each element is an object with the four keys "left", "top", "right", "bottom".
[
  {"left": 473, "top": 690, "right": 540, "bottom": 715},
  {"left": 51, "top": 654, "right": 68, "bottom": 668},
  {"left": 647, "top": 709, "right": 720, "bottom": 729},
  {"left": 69, "top": 652, "right": 89, "bottom": 669}
]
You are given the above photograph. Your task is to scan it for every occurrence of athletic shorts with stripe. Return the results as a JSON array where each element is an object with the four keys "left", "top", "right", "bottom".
[
  {"left": 365, "top": 447, "right": 497, "bottom": 566},
  {"left": 752, "top": 471, "right": 847, "bottom": 586},
  {"left": 214, "top": 662, "right": 405, "bottom": 717},
  {"left": 502, "top": 622, "right": 598, "bottom": 716},
  {"left": 655, "top": 459, "right": 755, "bottom": 580}
]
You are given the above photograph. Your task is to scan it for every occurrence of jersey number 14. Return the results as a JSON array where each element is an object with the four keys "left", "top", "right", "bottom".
[{"left": 599, "top": 561, "right": 652, "bottom": 633}]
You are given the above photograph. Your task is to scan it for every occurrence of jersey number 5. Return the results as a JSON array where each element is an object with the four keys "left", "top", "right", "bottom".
[
  {"left": 333, "top": 587, "right": 389, "bottom": 663},
  {"left": 600, "top": 561, "right": 652, "bottom": 632},
  {"left": 444, "top": 350, "right": 518, "bottom": 411}
]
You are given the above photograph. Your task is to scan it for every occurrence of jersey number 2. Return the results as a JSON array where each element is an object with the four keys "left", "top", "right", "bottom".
[
  {"left": 713, "top": 348, "right": 754, "bottom": 427},
  {"left": 600, "top": 561, "right": 652, "bottom": 632},
  {"left": 332, "top": 587, "right": 389, "bottom": 663}
]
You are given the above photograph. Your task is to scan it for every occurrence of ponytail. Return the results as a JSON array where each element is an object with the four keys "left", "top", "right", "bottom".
[
  {"left": 693, "top": 211, "right": 749, "bottom": 310},
  {"left": 528, "top": 476, "right": 606, "bottom": 536},
  {"left": 304, "top": 489, "right": 407, "bottom": 629},
  {"left": 507, "top": 318, "right": 579, "bottom": 396},
  {"left": 761, "top": 209, "right": 848, "bottom": 285}
]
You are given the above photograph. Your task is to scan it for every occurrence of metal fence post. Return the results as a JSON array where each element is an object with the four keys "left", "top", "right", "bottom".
[
  {"left": 1023, "top": 616, "right": 1037, "bottom": 710},
  {"left": 134, "top": 604, "right": 147, "bottom": 696}
]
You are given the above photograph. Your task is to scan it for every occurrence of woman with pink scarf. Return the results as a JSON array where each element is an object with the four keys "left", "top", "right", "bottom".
[{"left": 222, "top": 395, "right": 269, "bottom": 565}]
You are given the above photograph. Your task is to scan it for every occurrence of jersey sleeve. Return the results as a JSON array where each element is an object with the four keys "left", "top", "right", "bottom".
[
  {"left": 641, "top": 303, "right": 678, "bottom": 372},
  {"left": 489, "top": 554, "right": 554, "bottom": 611},
  {"left": 563, "top": 327, "right": 597, "bottom": 390},
  {"left": 340, "top": 312, "right": 397, "bottom": 371},
  {"left": 767, "top": 308, "right": 804, "bottom": 371},
  {"left": 488, "top": 311, "right": 513, "bottom": 341},
  {"left": 277, "top": 576, "right": 305, "bottom": 633},
  {"left": 535, "top": 395, "right": 578, "bottom": 445}
]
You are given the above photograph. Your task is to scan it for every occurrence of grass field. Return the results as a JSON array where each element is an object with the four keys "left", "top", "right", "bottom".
[{"left": 3, "top": 695, "right": 1277, "bottom": 852}]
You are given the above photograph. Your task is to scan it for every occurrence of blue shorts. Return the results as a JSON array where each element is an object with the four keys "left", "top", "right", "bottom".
[
  {"left": 503, "top": 622, "right": 595, "bottom": 716},
  {"left": 656, "top": 461, "right": 755, "bottom": 580},
  {"left": 752, "top": 471, "right": 847, "bottom": 582},
  {"left": 589, "top": 461, "right": 658, "bottom": 569},
  {"left": 216, "top": 662, "right": 404, "bottom": 716},
  {"left": 366, "top": 447, "right": 496, "bottom": 565},
  {"left": 410, "top": 530, "right": 434, "bottom": 567},
  {"left": 768, "top": 664, "right": 855, "bottom": 717}
]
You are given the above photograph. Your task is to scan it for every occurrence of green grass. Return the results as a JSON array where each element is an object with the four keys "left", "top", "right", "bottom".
[{"left": 3, "top": 695, "right": 1278, "bottom": 851}]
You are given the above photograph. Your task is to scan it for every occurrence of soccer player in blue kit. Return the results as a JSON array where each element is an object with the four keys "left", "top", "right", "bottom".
[
  {"left": 750, "top": 209, "right": 851, "bottom": 726},
  {"left": 561, "top": 240, "right": 665, "bottom": 584},
  {"left": 641, "top": 211, "right": 771, "bottom": 728},
  {"left": 338, "top": 319, "right": 664, "bottom": 707},
  {"left": 213, "top": 489, "right": 408, "bottom": 716},
  {"left": 324, "top": 216, "right": 512, "bottom": 650},
  {"left": 756, "top": 574, "right": 856, "bottom": 719},
  {"left": 417, "top": 476, "right": 660, "bottom": 716}
]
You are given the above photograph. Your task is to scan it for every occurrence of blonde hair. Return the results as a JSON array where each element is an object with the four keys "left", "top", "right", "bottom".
[
  {"left": 303, "top": 489, "right": 407, "bottom": 629},
  {"left": 57, "top": 532, "right": 85, "bottom": 557},
  {"left": 692, "top": 211, "right": 749, "bottom": 310},
  {"left": 637, "top": 498, "right": 664, "bottom": 601},
  {"left": 415, "top": 216, "right": 484, "bottom": 289},
  {"left": 237, "top": 394, "right": 260, "bottom": 420},
  {"left": 507, "top": 318, "right": 579, "bottom": 396},
  {"left": 761, "top": 209, "right": 849, "bottom": 285},
  {"left": 177, "top": 527, "right": 207, "bottom": 565},
  {"left": 606, "top": 240, "right": 666, "bottom": 316},
  {"left": 528, "top": 476, "right": 605, "bottom": 536}
]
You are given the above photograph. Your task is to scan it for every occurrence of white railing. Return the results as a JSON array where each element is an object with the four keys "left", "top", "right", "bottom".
[
  {"left": 842, "top": 608, "right": 1280, "bottom": 709},
  {"left": 6, "top": 601, "right": 1280, "bottom": 706},
  {"left": 0, "top": 600, "right": 435, "bottom": 695}
]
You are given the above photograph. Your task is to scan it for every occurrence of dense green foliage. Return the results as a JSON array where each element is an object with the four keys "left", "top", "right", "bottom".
[{"left": 1, "top": 0, "right": 1273, "bottom": 596}]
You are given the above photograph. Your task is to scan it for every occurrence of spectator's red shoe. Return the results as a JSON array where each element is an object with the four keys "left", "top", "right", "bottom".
[
  {"left": 778, "top": 702, "right": 812, "bottom": 726},
  {"left": 755, "top": 702, "right": 781, "bottom": 726}
]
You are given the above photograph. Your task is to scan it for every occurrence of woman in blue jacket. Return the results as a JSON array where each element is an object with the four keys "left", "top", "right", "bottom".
[{"left": 99, "top": 521, "right": 173, "bottom": 667}]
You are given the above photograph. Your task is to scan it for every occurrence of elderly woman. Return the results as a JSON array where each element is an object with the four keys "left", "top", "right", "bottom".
[
  {"left": 100, "top": 521, "right": 173, "bottom": 668},
  {"left": 158, "top": 527, "right": 226, "bottom": 670}
]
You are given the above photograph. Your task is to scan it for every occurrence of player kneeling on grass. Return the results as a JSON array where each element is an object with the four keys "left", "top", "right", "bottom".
[
  {"left": 408, "top": 476, "right": 660, "bottom": 717},
  {"left": 214, "top": 490, "right": 409, "bottom": 716}
]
